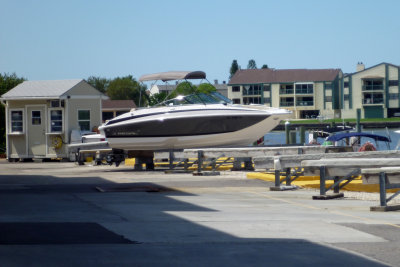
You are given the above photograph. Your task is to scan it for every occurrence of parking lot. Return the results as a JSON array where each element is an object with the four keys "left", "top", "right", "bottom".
[{"left": 0, "top": 160, "right": 399, "bottom": 266}]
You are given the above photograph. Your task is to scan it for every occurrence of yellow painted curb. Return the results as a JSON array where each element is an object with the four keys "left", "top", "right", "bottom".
[
  {"left": 247, "top": 172, "right": 321, "bottom": 181},
  {"left": 248, "top": 172, "right": 400, "bottom": 193},
  {"left": 125, "top": 158, "right": 136, "bottom": 166},
  {"left": 155, "top": 158, "right": 237, "bottom": 171}
]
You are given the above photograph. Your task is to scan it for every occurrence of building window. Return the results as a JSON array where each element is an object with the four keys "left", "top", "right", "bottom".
[
  {"left": 264, "top": 97, "right": 271, "bottom": 103},
  {"left": 232, "top": 86, "right": 240, "bottom": 92},
  {"left": 243, "top": 97, "right": 261, "bottom": 104},
  {"left": 389, "top": 93, "right": 399, "bottom": 100},
  {"left": 280, "top": 97, "right": 294, "bottom": 107},
  {"left": 389, "top": 80, "right": 399, "bottom": 87},
  {"left": 50, "top": 109, "right": 63, "bottom": 132},
  {"left": 102, "top": 111, "right": 114, "bottom": 122},
  {"left": 296, "top": 97, "right": 314, "bottom": 106},
  {"left": 344, "top": 94, "right": 349, "bottom": 101},
  {"left": 31, "top": 111, "right": 41, "bottom": 125},
  {"left": 295, "top": 83, "right": 313, "bottom": 94},
  {"left": 344, "top": 82, "right": 349, "bottom": 88},
  {"left": 243, "top": 85, "right": 262, "bottom": 96},
  {"left": 51, "top": 100, "right": 60, "bottom": 108},
  {"left": 78, "top": 110, "right": 91, "bottom": 131},
  {"left": 232, "top": 98, "right": 241, "bottom": 104},
  {"left": 325, "top": 83, "right": 332, "bottom": 89},
  {"left": 325, "top": 96, "right": 332, "bottom": 102},
  {"left": 363, "top": 79, "right": 383, "bottom": 90},
  {"left": 10, "top": 110, "right": 23, "bottom": 133},
  {"left": 263, "top": 84, "right": 271, "bottom": 92},
  {"left": 280, "top": 84, "right": 294, "bottom": 94},
  {"left": 363, "top": 93, "right": 384, "bottom": 104}
]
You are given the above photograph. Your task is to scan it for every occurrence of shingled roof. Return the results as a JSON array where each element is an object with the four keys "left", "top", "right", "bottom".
[
  {"left": 102, "top": 100, "right": 136, "bottom": 110},
  {"left": 229, "top": 69, "right": 341, "bottom": 85}
]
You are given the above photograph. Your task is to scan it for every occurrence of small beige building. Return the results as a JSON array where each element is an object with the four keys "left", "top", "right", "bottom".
[
  {"left": 0, "top": 79, "right": 107, "bottom": 161},
  {"left": 228, "top": 68, "right": 343, "bottom": 119},
  {"left": 341, "top": 62, "right": 400, "bottom": 119}
]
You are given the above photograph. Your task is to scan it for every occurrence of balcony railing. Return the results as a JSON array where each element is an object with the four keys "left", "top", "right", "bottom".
[
  {"left": 363, "top": 98, "right": 384, "bottom": 104},
  {"left": 279, "top": 89, "right": 294, "bottom": 94},
  {"left": 243, "top": 89, "right": 262, "bottom": 96},
  {"left": 296, "top": 101, "right": 314, "bottom": 106},
  {"left": 280, "top": 101, "right": 294, "bottom": 107},
  {"left": 295, "top": 88, "right": 314, "bottom": 94},
  {"left": 362, "top": 85, "right": 384, "bottom": 91}
]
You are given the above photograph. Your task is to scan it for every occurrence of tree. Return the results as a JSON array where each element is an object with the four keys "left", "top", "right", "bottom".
[
  {"left": 247, "top": 59, "right": 257, "bottom": 69},
  {"left": 0, "top": 73, "right": 26, "bottom": 150},
  {"left": 106, "top": 76, "right": 148, "bottom": 107},
  {"left": 169, "top": 81, "right": 197, "bottom": 98},
  {"left": 86, "top": 76, "right": 110, "bottom": 93},
  {"left": 148, "top": 92, "right": 168, "bottom": 106},
  {"left": 261, "top": 64, "right": 269, "bottom": 69},
  {"left": 229, "top": 60, "right": 239, "bottom": 78},
  {"left": 196, "top": 83, "right": 216, "bottom": 94}
]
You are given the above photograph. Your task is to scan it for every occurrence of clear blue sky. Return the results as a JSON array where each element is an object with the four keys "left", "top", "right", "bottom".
[{"left": 1, "top": 0, "right": 400, "bottom": 84}]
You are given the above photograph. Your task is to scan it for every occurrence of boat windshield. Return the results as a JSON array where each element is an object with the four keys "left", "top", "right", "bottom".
[{"left": 156, "top": 92, "right": 232, "bottom": 106}]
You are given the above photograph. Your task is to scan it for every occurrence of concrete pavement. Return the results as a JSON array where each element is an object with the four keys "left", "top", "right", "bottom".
[{"left": 0, "top": 160, "right": 399, "bottom": 266}]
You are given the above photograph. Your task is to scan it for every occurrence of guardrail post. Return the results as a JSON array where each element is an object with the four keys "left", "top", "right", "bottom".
[
  {"left": 274, "top": 170, "right": 281, "bottom": 187},
  {"left": 169, "top": 151, "right": 174, "bottom": 170},
  {"left": 320, "top": 166, "right": 326, "bottom": 196},
  {"left": 379, "top": 172, "right": 387, "bottom": 207},
  {"left": 285, "top": 168, "right": 291, "bottom": 185},
  {"left": 300, "top": 126, "right": 305, "bottom": 145},
  {"left": 333, "top": 176, "right": 340, "bottom": 193},
  {"left": 197, "top": 150, "right": 203, "bottom": 173},
  {"left": 285, "top": 121, "right": 290, "bottom": 144}
]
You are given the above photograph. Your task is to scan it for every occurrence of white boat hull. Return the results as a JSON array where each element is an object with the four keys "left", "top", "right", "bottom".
[{"left": 104, "top": 113, "right": 289, "bottom": 150}]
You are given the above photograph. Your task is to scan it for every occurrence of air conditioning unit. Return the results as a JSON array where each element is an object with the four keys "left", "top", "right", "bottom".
[{"left": 50, "top": 100, "right": 65, "bottom": 108}]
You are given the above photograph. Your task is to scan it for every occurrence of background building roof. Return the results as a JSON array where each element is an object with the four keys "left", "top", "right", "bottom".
[
  {"left": 102, "top": 99, "right": 136, "bottom": 110},
  {"left": 229, "top": 69, "right": 341, "bottom": 84}
]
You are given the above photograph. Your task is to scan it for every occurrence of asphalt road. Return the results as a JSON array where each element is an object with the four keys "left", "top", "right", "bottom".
[{"left": 0, "top": 160, "right": 399, "bottom": 266}]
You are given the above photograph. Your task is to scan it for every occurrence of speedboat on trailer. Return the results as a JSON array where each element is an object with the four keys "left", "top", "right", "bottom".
[{"left": 98, "top": 71, "right": 291, "bottom": 150}]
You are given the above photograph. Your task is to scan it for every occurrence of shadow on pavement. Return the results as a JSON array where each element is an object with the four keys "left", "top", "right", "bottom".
[{"left": 0, "top": 172, "right": 388, "bottom": 266}]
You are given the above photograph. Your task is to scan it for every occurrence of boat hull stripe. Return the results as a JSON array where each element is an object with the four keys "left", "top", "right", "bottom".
[{"left": 104, "top": 115, "right": 269, "bottom": 138}]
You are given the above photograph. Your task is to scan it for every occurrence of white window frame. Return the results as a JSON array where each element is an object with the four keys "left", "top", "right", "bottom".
[
  {"left": 31, "top": 110, "right": 42, "bottom": 126},
  {"left": 9, "top": 108, "right": 25, "bottom": 134},
  {"left": 78, "top": 109, "right": 91, "bottom": 131},
  {"left": 48, "top": 108, "right": 64, "bottom": 134}
]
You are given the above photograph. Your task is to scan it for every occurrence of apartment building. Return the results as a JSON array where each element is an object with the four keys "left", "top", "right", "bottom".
[
  {"left": 341, "top": 62, "right": 400, "bottom": 119},
  {"left": 228, "top": 68, "right": 343, "bottom": 119}
]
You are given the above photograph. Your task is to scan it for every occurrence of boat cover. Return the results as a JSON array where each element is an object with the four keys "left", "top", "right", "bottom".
[
  {"left": 326, "top": 132, "right": 390, "bottom": 142},
  {"left": 139, "top": 71, "right": 206, "bottom": 82}
]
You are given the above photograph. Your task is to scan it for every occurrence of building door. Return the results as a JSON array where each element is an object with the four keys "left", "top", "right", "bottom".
[
  {"left": 27, "top": 106, "right": 46, "bottom": 157},
  {"left": 364, "top": 106, "right": 384, "bottom": 119}
]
